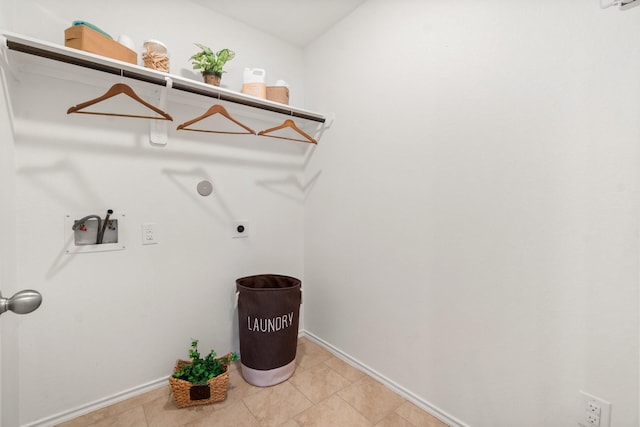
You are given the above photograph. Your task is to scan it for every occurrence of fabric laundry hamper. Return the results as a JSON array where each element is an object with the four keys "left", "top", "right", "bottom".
[{"left": 236, "top": 274, "right": 301, "bottom": 387}]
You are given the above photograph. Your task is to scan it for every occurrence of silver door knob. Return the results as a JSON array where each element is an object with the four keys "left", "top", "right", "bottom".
[{"left": 0, "top": 290, "right": 42, "bottom": 316}]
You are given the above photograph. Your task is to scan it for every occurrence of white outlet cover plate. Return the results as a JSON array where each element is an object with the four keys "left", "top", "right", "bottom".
[
  {"left": 141, "top": 222, "right": 159, "bottom": 245},
  {"left": 578, "top": 391, "right": 611, "bottom": 427}
]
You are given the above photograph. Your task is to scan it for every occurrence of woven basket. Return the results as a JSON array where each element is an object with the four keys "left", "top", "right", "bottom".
[
  {"left": 169, "top": 356, "right": 230, "bottom": 408},
  {"left": 266, "top": 86, "right": 289, "bottom": 105}
]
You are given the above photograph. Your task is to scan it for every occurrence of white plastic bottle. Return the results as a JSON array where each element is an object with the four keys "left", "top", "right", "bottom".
[{"left": 242, "top": 68, "right": 266, "bottom": 99}]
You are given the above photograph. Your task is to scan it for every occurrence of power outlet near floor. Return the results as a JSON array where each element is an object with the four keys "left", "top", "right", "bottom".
[{"left": 578, "top": 391, "right": 611, "bottom": 427}]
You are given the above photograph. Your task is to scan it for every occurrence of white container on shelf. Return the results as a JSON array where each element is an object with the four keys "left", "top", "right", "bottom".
[{"left": 242, "top": 68, "right": 266, "bottom": 99}]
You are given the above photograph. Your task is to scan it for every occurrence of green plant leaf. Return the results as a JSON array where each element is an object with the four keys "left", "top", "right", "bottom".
[
  {"left": 190, "top": 44, "right": 235, "bottom": 75},
  {"left": 173, "top": 340, "right": 234, "bottom": 385}
]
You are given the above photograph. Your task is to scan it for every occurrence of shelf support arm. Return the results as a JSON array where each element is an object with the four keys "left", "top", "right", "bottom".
[{"left": 149, "top": 76, "right": 172, "bottom": 146}]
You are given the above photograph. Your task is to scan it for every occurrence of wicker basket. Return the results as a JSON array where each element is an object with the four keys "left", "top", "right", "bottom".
[
  {"left": 168, "top": 356, "right": 230, "bottom": 408},
  {"left": 266, "top": 86, "right": 289, "bottom": 105}
]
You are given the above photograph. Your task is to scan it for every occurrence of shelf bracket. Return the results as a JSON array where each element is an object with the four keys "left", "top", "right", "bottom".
[
  {"left": 312, "top": 112, "right": 335, "bottom": 143},
  {"left": 600, "top": 0, "right": 640, "bottom": 9},
  {"left": 149, "top": 76, "right": 172, "bottom": 146}
]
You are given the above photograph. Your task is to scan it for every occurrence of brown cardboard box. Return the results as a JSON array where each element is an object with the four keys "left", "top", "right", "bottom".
[
  {"left": 266, "top": 86, "right": 289, "bottom": 105},
  {"left": 64, "top": 25, "right": 137, "bottom": 64}
]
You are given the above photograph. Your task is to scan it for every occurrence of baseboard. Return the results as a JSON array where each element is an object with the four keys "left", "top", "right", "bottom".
[
  {"left": 26, "top": 331, "right": 467, "bottom": 427},
  {"left": 299, "top": 329, "right": 470, "bottom": 427},
  {"left": 22, "top": 377, "right": 168, "bottom": 427}
]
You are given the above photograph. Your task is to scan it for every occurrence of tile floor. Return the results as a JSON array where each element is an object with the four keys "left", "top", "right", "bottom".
[{"left": 56, "top": 338, "right": 448, "bottom": 427}]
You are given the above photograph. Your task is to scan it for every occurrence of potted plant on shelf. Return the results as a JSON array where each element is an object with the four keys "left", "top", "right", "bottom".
[
  {"left": 190, "top": 44, "right": 235, "bottom": 86},
  {"left": 169, "top": 339, "right": 238, "bottom": 408}
]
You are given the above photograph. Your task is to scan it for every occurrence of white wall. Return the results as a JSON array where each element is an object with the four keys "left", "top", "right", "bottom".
[
  {"left": 5, "top": 0, "right": 640, "bottom": 426},
  {"left": 304, "top": 1, "right": 640, "bottom": 426},
  {"left": 8, "top": 0, "right": 304, "bottom": 101},
  {"left": 0, "top": 2, "right": 20, "bottom": 426},
  {"left": 3, "top": 1, "right": 308, "bottom": 425}
]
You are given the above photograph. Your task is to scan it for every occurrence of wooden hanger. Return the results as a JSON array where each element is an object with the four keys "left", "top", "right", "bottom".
[
  {"left": 67, "top": 83, "right": 173, "bottom": 121},
  {"left": 258, "top": 119, "right": 317, "bottom": 144},
  {"left": 177, "top": 104, "right": 256, "bottom": 135}
]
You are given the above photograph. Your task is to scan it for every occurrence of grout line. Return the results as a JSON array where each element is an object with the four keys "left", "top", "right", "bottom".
[
  {"left": 240, "top": 400, "right": 261, "bottom": 426},
  {"left": 296, "top": 339, "right": 404, "bottom": 425},
  {"left": 238, "top": 398, "right": 259, "bottom": 424},
  {"left": 339, "top": 375, "right": 407, "bottom": 425},
  {"left": 299, "top": 329, "right": 469, "bottom": 427},
  {"left": 141, "top": 398, "right": 151, "bottom": 427},
  {"left": 331, "top": 392, "right": 378, "bottom": 427},
  {"left": 321, "top": 359, "right": 358, "bottom": 394},
  {"left": 393, "top": 403, "right": 424, "bottom": 427}
]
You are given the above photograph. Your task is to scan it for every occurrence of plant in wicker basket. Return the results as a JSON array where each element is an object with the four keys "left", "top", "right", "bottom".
[{"left": 169, "top": 339, "right": 238, "bottom": 408}]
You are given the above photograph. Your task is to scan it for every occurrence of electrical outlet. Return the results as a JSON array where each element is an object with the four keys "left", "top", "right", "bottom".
[
  {"left": 233, "top": 220, "right": 249, "bottom": 238},
  {"left": 578, "top": 391, "right": 611, "bottom": 427},
  {"left": 586, "top": 413, "right": 600, "bottom": 426},
  {"left": 588, "top": 402, "right": 601, "bottom": 416},
  {"left": 142, "top": 223, "right": 158, "bottom": 245}
]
